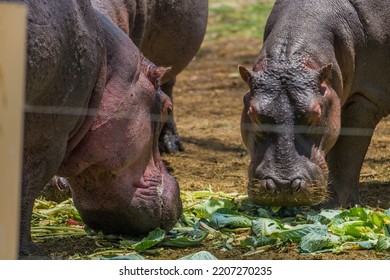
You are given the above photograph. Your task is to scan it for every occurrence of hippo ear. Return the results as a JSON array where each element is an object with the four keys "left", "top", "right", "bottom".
[
  {"left": 147, "top": 66, "right": 171, "bottom": 87},
  {"left": 238, "top": 65, "right": 255, "bottom": 86},
  {"left": 319, "top": 63, "right": 333, "bottom": 82}
]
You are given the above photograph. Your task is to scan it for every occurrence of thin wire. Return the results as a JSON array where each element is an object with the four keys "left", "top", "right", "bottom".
[{"left": 23, "top": 104, "right": 375, "bottom": 137}]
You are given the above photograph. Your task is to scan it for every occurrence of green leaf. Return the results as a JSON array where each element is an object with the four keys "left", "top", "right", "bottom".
[
  {"left": 330, "top": 208, "right": 369, "bottom": 227},
  {"left": 241, "top": 236, "right": 277, "bottom": 248},
  {"left": 330, "top": 220, "right": 377, "bottom": 239},
  {"left": 179, "top": 212, "right": 198, "bottom": 227},
  {"left": 111, "top": 254, "right": 146, "bottom": 260},
  {"left": 256, "top": 208, "right": 272, "bottom": 218},
  {"left": 318, "top": 209, "right": 342, "bottom": 221},
  {"left": 276, "top": 224, "right": 328, "bottom": 242},
  {"left": 306, "top": 213, "right": 324, "bottom": 224},
  {"left": 384, "top": 224, "right": 390, "bottom": 237},
  {"left": 376, "top": 236, "right": 390, "bottom": 251},
  {"left": 194, "top": 199, "right": 235, "bottom": 219},
  {"left": 369, "top": 211, "right": 385, "bottom": 228},
  {"left": 91, "top": 253, "right": 146, "bottom": 260},
  {"left": 119, "top": 239, "right": 138, "bottom": 247},
  {"left": 162, "top": 230, "right": 208, "bottom": 248},
  {"left": 210, "top": 208, "right": 252, "bottom": 229},
  {"left": 339, "top": 235, "right": 356, "bottom": 242},
  {"left": 134, "top": 228, "right": 165, "bottom": 252},
  {"left": 349, "top": 207, "right": 369, "bottom": 221},
  {"left": 252, "top": 218, "right": 282, "bottom": 236},
  {"left": 356, "top": 241, "right": 375, "bottom": 250},
  {"left": 179, "top": 251, "right": 218, "bottom": 260},
  {"left": 346, "top": 226, "right": 378, "bottom": 240},
  {"left": 299, "top": 232, "right": 340, "bottom": 253}
]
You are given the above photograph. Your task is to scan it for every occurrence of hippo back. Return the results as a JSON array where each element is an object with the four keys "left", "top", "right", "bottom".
[{"left": 24, "top": 0, "right": 106, "bottom": 169}]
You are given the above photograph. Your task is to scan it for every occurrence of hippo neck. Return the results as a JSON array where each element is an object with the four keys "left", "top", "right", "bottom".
[
  {"left": 256, "top": 0, "right": 365, "bottom": 106},
  {"left": 90, "top": 0, "right": 149, "bottom": 47}
]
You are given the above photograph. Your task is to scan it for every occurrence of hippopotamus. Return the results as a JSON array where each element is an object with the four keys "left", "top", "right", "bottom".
[
  {"left": 239, "top": 0, "right": 390, "bottom": 208},
  {"left": 17, "top": 0, "right": 181, "bottom": 255},
  {"left": 91, "top": 0, "right": 209, "bottom": 153}
]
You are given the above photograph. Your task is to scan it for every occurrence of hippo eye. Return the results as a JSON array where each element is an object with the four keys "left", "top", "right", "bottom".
[
  {"left": 319, "top": 85, "right": 327, "bottom": 96},
  {"left": 295, "top": 132, "right": 317, "bottom": 158},
  {"left": 152, "top": 81, "right": 160, "bottom": 91}
]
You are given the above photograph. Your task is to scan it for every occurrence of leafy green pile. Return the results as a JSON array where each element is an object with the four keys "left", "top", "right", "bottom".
[
  {"left": 32, "top": 190, "right": 390, "bottom": 259},
  {"left": 31, "top": 198, "right": 85, "bottom": 239},
  {"left": 180, "top": 190, "right": 390, "bottom": 254},
  {"left": 242, "top": 207, "right": 390, "bottom": 253}
]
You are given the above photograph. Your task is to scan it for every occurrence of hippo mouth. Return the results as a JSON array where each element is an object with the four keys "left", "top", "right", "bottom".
[
  {"left": 248, "top": 178, "right": 328, "bottom": 206},
  {"left": 67, "top": 160, "right": 182, "bottom": 236},
  {"left": 247, "top": 147, "right": 330, "bottom": 207}
]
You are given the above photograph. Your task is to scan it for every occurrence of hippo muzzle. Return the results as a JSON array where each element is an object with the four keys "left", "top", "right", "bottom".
[
  {"left": 246, "top": 130, "right": 329, "bottom": 206},
  {"left": 67, "top": 155, "right": 181, "bottom": 235}
]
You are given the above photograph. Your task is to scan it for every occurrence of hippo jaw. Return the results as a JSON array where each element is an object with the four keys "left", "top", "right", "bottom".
[{"left": 239, "top": 59, "right": 340, "bottom": 207}]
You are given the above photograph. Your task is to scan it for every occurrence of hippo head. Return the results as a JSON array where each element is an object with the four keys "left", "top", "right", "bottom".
[
  {"left": 239, "top": 59, "right": 341, "bottom": 206},
  {"left": 58, "top": 55, "right": 181, "bottom": 235}
]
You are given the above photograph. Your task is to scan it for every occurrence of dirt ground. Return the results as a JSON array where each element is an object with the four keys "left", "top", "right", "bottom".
[{"left": 26, "top": 35, "right": 390, "bottom": 260}]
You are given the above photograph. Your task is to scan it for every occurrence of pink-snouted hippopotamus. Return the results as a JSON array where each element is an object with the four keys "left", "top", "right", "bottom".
[
  {"left": 16, "top": 0, "right": 181, "bottom": 255},
  {"left": 90, "top": 0, "right": 209, "bottom": 153},
  {"left": 239, "top": 0, "right": 390, "bottom": 208}
]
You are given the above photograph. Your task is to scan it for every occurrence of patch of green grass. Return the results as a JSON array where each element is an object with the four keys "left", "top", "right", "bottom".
[{"left": 206, "top": 0, "right": 275, "bottom": 41}]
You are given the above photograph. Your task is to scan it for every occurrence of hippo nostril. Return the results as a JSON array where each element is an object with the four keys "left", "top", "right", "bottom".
[
  {"left": 292, "top": 178, "right": 306, "bottom": 192},
  {"left": 262, "top": 178, "right": 277, "bottom": 193}
]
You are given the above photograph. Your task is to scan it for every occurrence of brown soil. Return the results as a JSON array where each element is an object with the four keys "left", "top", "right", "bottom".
[{"left": 27, "top": 36, "right": 390, "bottom": 260}]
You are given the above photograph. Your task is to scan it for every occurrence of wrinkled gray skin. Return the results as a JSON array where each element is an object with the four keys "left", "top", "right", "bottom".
[
  {"left": 239, "top": 0, "right": 390, "bottom": 208},
  {"left": 91, "top": 0, "right": 209, "bottom": 153},
  {"left": 16, "top": 0, "right": 181, "bottom": 255}
]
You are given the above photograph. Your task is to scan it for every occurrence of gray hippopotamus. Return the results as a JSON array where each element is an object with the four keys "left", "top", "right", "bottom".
[
  {"left": 17, "top": 0, "right": 181, "bottom": 255},
  {"left": 91, "top": 0, "right": 209, "bottom": 153},
  {"left": 239, "top": 0, "right": 390, "bottom": 208}
]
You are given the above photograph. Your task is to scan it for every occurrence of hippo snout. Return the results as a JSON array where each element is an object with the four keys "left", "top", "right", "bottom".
[
  {"left": 248, "top": 155, "right": 329, "bottom": 206},
  {"left": 260, "top": 177, "right": 308, "bottom": 194},
  {"left": 68, "top": 164, "right": 182, "bottom": 235},
  {"left": 248, "top": 177, "right": 328, "bottom": 207}
]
